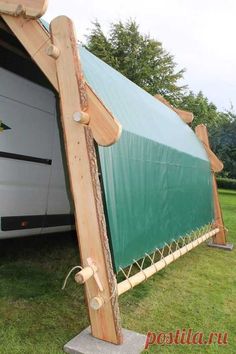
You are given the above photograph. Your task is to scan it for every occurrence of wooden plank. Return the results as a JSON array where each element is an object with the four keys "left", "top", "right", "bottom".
[
  {"left": 50, "top": 15, "right": 122, "bottom": 344},
  {"left": 0, "top": 0, "right": 48, "bottom": 18},
  {"left": 195, "top": 124, "right": 226, "bottom": 245},
  {"left": 155, "top": 94, "right": 194, "bottom": 123},
  {"left": 2, "top": 14, "right": 122, "bottom": 146}
]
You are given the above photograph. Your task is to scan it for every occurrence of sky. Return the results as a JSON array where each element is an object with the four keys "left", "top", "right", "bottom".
[{"left": 44, "top": 0, "right": 235, "bottom": 111}]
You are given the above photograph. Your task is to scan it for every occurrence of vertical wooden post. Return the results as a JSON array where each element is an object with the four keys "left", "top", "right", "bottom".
[
  {"left": 50, "top": 16, "right": 122, "bottom": 344},
  {"left": 195, "top": 124, "right": 227, "bottom": 245}
]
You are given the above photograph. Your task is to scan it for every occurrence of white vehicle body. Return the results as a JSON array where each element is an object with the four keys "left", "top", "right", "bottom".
[{"left": 0, "top": 68, "right": 74, "bottom": 239}]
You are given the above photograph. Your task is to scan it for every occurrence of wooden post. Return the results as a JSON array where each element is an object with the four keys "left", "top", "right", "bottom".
[
  {"left": 50, "top": 16, "right": 122, "bottom": 344},
  {"left": 195, "top": 124, "right": 226, "bottom": 245}
]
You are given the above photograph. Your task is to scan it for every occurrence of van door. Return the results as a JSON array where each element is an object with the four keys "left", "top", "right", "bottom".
[{"left": 0, "top": 68, "right": 55, "bottom": 239}]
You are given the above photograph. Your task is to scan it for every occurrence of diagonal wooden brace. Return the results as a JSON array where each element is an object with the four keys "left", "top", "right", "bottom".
[
  {"left": 50, "top": 15, "right": 122, "bottom": 344},
  {"left": 0, "top": 0, "right": 48, "bottom": 18},
  {"left": 195, "top": 124, "right": 227, "bottom": 245}
]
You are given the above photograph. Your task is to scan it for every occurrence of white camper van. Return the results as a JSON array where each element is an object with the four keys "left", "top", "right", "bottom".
[{"left": 0, "top": 67, "right": 74, "bottom": 239}]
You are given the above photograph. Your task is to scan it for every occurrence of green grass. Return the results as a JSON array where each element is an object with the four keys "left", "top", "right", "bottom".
[{"left": 0, "top": 189, "right": 235, "bottom": 353}]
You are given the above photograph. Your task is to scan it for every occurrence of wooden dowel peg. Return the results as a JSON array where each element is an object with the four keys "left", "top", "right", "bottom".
[
  {"left": 73, "top": 111, "right": 90, "bottom": 125},
  {"left": 47, "top": 44, "right": 60, "bottom": 59},
  {"left": 90, "top": 296, "right": 104, "bottom": 310},
  {"left": 75, "top": 264, "right": 97, "bottom": 284}
]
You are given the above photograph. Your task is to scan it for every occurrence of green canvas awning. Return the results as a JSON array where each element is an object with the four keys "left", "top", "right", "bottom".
[{"left": 79, "top": 47, "right": 213, "bottom": 272}]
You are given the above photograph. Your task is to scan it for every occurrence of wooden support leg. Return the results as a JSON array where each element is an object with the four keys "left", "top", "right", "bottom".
[
  {"left": 212, "top": 175, "right": 226, "bottom": 245},
  {"left": 195, "top": 124, "right": 227, "bottom": 246},
  {"left": 50, "top": 16, "right": 122, "bottom": 344}
]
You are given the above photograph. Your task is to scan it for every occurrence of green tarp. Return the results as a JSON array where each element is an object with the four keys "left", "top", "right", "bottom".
[{"left": 80, "top": 47, "right": 214, "bottom": 272}]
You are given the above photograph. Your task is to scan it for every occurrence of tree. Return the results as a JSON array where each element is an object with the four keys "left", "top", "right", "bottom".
[
  {"left": 210, "top": 111, "right": 236, "bottom": 179},
  {"left": 86, "top": 20, "right": 186, "bottom": 104},
  {"left": 178, "top": 91, "right": 229, "bottom": 130}
]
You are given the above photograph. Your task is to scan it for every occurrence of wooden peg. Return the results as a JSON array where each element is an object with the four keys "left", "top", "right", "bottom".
[
  {"left": 75, "top": 265, "right": 97, "bottom": 284},
  {"left": 73, "top": 111, "right": 90, "bottom": 125},
  {"left": 90, "top": 296, "right": 104, "bottom": 310},
  {"left": 47, "top": 44, "right": 60, "bottom": 60}
]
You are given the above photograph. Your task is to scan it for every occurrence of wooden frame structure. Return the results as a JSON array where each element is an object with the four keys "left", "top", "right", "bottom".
[{"left": 0, "top": 1, "right": 230, "bottom": 347}]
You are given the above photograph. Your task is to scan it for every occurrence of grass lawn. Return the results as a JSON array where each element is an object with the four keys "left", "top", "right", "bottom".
[{"left": 0, "top": 189, "right": 235, "bottom": 353}]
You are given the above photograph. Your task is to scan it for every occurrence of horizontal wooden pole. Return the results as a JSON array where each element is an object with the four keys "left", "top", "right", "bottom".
[{"left": 118, "top": 228, "right": 219, "bottom": 296}]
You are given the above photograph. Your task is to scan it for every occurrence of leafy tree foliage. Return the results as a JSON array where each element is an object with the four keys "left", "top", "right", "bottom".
[
  {"left": 210, "top": 112, "right": 236, "bottom": 179},
  {"left": 86, "top": 20, "right": 186, "bottom": 103},
  {"left": 178, "top": 91, "right": 229, "bottom": 130}
]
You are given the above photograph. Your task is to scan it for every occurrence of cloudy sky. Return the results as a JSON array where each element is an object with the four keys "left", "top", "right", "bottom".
[{"left": 44, "top": 0, "right": 235, "bottom": 111}]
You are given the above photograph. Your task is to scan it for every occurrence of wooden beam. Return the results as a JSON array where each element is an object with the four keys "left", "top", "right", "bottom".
[
  {"left": 86, "top": 83, "right": 122, "bottom": 146},
  {"left": 1, "top": 14, "right": 122, "bottom": 146},
  {"left": 195, "top": 124, "right": 226, "bottom": 245},
  {"left": 0, "top": 0, "right": 48, "bottom": 18},
  {"left": 155, "top": 94, "right": 194, "bottom": 124},
  {"left": 50, "top": 15, "right": 122, "bottom": 345}
]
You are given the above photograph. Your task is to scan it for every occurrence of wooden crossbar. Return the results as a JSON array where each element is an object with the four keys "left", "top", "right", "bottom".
[{"left": 118, "top": 228, "right": 219, "bottom": 296}]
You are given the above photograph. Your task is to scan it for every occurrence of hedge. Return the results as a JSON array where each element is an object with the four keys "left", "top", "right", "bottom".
[{"left": 216, "top": 177, "right": 236, "bottom": 190}]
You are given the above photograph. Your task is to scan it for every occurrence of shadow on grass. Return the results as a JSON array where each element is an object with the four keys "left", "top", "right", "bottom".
[
  {"left": 219, "top": 190, "right": 236, "bottom": 196},
  {"left": 0, "top": 231, "right": 78, "bottom": 261}
]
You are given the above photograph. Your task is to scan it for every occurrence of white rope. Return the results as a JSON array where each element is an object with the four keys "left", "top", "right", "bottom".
[
  {"left": 62, "top": 266, "right": 83, "bottom": 290},
  {"left": 133, "top": 259, "right": 147, "bottom": 281},
  {"left": 119, "top": 265, "right": 134, "bottom": 289}
]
